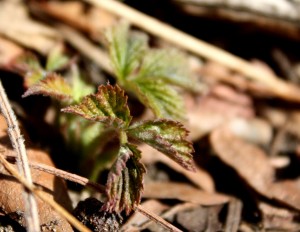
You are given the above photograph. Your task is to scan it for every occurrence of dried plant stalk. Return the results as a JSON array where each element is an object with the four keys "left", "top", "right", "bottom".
[
  {"left": 84, "top": 0, "right": 300, "bottom": 102},
  {"left": 0, "top": 80, "right": 40, "bottom": 231},
  {"left": 0, "top": 154, "right": 91, "bottom": 232}
]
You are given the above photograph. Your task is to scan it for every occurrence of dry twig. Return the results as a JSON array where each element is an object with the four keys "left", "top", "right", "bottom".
[
  {"left": 0, "top": 154, "right": 91, "bottom": 232},
  {"left": 84, "top": 0, "right": 300, "bottom": 102},
  {"left": 0, "top": 80, "right": 40, "bottom": 231},
  {"left": 4, "top": 154, "right": 183, "bottom": 232}
]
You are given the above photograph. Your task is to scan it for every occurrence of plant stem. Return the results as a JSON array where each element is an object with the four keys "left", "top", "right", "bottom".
[{"left": 120, "top": 130, "right": 128, "bottom": 144}]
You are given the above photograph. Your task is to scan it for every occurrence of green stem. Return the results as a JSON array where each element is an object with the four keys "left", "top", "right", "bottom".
[{"left": 120, "top": 130, "right": 128, "bottom": 145}]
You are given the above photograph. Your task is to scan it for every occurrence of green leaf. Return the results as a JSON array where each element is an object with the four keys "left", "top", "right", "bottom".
[
  {"left": 136, "top": 49, "right": 200, "bottom": 91},
  {"left": 127, "top": 119, "right": 195, "bottom": 171},
  {"left": 106, "top": 23, "right": 147, "bottom": 82},
  {"left": 46, "top": 45, "right": 69, "bottom": 71},
  {"left": 131, "top": 79, "right": 185, "bottom": 120},
  {"left": 102, "top": 144, "right": 146, "bottom": 215},
  {"left": 70, "top": 65, "right": 95, "bottom": 102},
  {"left": 62, "top": 84, "right": 132, "bottom": 129},
  {"left": 22, "top": 73, "right": 73, "bottom": 100}
]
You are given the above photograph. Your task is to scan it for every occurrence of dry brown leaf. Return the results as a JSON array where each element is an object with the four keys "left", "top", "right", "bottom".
[
  {"left": 0, "top": 37, "right": 24, "bottom": 67},
  {"left": 259, "top": 202, "right": 300, "bottom": 231},
  {"left": 210, "top": 127, "right": 300, "bottom": 211},
  {"left": 0, "top": 115, "right": 72, "bottom": 231},
  {"left": 143, "top": 182, "right": 229, "bottom": 205},
  {"left": 210, "top": 127, "right": 274, "bottom": 193},
  {"left": 140, "top": 144, "right": 215, "bottom": 193},
  {"left": 37, "top": 1, "right": 117, "bottom": 40},
  {"left": 0, "top": 0, "right": 60, "bottom": 54}
]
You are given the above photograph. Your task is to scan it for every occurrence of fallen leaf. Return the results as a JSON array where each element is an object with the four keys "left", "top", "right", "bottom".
[
  {"left": 0, "top": 37, "right": 24, "bottom": 67},
  {"left": 0, "top": 0, "right": 60, "bottom": 54},
  {"left": 140, "top": 144, "right": 215, "bottom": 193},
  {"left": 37, "top": 1, "right": 116, "bottom": 40},
  {"left": 143, "top": 182, "right": 229, "bottom": 205},
  {"left": 210, "top": 127, "right": 274, "bottom": 194},
  {"left": 210, "top": 127, "right": 300, "bottom": 211},
  {"left": 259, "top": 202, "right": 300, "bottom": 231},
  {"left": 0, "top": 115, "right": 73, "bottom": 230}
]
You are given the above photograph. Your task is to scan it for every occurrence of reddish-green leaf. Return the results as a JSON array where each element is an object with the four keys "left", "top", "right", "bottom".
[
  {"left": 102, "top": 144, "right": 146, "bottom": 215},
  {"left": 62, "top": 84, "right": 132, "bottom": 129},
  {"left": 127, "top": 119, "right": 195, "bottom": 171},
  {"left": 22, "top": 73, "right": 73, "bottom": 100}
]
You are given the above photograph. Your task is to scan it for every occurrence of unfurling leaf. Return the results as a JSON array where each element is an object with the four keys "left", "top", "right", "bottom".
[
  {"left": 106, "top": 23, "right": 147, "bottom": 82},
  {"left": 46, "top": 45, "right": 69, "bottom": 71},
  {"left": 22, "top": 73, "right": 73, "bottom": 100},
  {"left": 132, "top": 79, "right": 185, "bottom": 120},
  {"left": 127, "top": 119, "right": 195, "bottom": 171},
  {"left": 102, "top": 144, "right": 146, "bottom": 215},
  {"left": 62, "top": 84, "right": 132, "bottom": 128}
]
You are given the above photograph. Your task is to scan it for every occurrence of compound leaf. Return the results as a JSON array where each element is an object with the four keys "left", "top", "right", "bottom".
[
  {"left": 136, "top": 49, "right": 200, "bottom": 92},
  {"left": 127, "top": 119, "right": 195, "bottom": 171},
  {"left": 106, "top": 23, "right": 147, "bottom": 82},
  {"left": 62, "top": 84, "right": 132, "bottom": 129},
  {"left": 132, "top": 79, "right": 185, "bottom": 120},
  {"left": 22, "top": 73, "right": 73, "bottom": 100},
  {"left": 102, "top": 144, "right": 146, "bottom": 215}
]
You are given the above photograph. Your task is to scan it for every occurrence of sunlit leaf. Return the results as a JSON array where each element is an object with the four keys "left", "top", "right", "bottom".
[
  {"left": 136, "top": 49, "right": 200, "bottom": 92},
  {"left": 62, "top": 84, "right": 132, "bottom": 128},
  {"left": 22, "top": 73, "right": 73, "bottom": 100},
  {"left": 106, "top": 23, "right": 147, "bottom": 82},
  {"left": 127, "top": 119, "right": 195, "bottom": 171},
  {"left": 102, "top": 144, "right": 146, "bottom": 215},
  {"left": 46, "top": 45, "right": 69, "bottom": 71},
  {"left": 131, "top": 79, "right": 185, "bottom": 120}
]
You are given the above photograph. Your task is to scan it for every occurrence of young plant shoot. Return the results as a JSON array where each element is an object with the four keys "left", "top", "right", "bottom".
[{"left": 16, "top": 23, "right": 197, "bottom": 215}]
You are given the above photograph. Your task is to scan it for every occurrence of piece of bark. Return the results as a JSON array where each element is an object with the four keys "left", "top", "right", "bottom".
[{"left": 0, "top": 115, "right": 72, "bottom": 231}]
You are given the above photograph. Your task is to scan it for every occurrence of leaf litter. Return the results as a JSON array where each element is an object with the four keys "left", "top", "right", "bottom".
[{"left": 1, "top": 0, "right": 300, "bottom": 231}]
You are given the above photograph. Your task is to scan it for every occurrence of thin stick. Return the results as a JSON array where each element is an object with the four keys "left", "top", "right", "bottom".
[
  {"left": 3, "top": 155, "right": 182, "bottom": 232},
  {"left": 0, "top": 155, "right": 91, "bottom": 232},
  {"left": 136, "top": 205, "right": 183, "bottom": 232},
  {"left": 83, "top": 0, "right": 300, "bottom": 102},
  {"left": 0, "top": 80, "right": 40, "bottom": 231}
]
